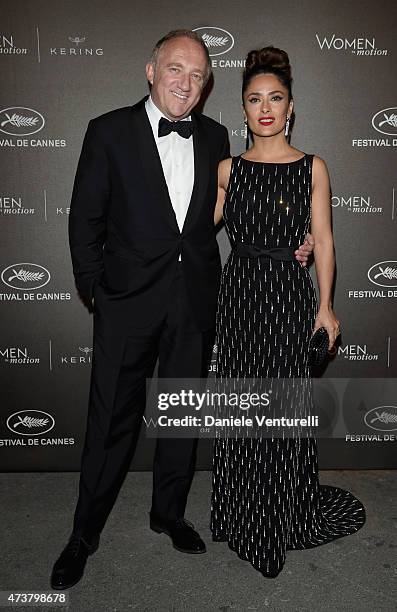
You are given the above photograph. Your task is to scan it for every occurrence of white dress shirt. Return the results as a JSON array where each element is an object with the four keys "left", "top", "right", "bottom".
[{"left": 145, "top": 96, "right": 194, "bottom": 234}]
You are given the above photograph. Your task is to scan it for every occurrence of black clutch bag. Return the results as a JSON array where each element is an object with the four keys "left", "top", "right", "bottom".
[{"left": 308, "top": 327, "right": 329, "bottom": 366}]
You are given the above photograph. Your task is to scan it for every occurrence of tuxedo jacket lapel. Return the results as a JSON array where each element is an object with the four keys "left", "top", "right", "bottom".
[
  {"left": 182, "top": 111, "right": 210, "bottom": 233},
  {"left": 130, "top": 98, "right": 179, "bottom": 232}
]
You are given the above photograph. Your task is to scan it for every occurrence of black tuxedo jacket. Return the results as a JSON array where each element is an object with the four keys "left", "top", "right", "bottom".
[{"left": 69, "top": 96, "right": 230, "bottom": 331}]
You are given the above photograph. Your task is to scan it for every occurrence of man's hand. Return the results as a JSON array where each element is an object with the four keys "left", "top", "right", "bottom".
[{"left": 295, "top": 232, "right": 315, "bottom": 267}]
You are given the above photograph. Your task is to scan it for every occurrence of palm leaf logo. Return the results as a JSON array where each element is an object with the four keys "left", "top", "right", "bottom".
[
  {"left": 8, "top": 269, "right": 44, "bottom": 283},
  {"left": 0, "top": 113, "right": 39, "bottom": 128},
  {"left": 379, "top": 113, "right": 397, "bottom": 128},
  {"left": 373, "top": 266, "right": 397, "bottom": 280},
  {"left": 14, "top": 416, "right": 49, "bottom": 428},
  {"left": 370, "top": 411, "right": 397, "bottom": 424},
  {"left": 202, "top": 34, "right": 229, "bottom": 47}
]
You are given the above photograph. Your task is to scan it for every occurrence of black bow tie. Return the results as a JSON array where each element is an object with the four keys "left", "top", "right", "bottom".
[{"left": 158, "top": 117, "right": 194, "bottom": 139}]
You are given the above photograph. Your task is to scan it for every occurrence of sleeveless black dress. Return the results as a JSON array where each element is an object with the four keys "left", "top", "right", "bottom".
[{"left": 210, "top": 154, "right": 366, "bottom": 577}]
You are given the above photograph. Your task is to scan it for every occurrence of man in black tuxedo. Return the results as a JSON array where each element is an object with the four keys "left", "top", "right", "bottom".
[{"left": 51, "top": 29, "right": 313, "bottom": 589}]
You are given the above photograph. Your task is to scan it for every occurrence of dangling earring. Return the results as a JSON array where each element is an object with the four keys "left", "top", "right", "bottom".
[
  {"left": 284, "top": 116, "right": 290, "bottom": 137},
  {"left": 244, "top": 117, "right": 249, "bottom": 150}
]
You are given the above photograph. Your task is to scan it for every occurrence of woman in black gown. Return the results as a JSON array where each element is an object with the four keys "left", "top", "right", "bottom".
[{"left": 211, "top": 46, "right": 366, "bottom": 577}]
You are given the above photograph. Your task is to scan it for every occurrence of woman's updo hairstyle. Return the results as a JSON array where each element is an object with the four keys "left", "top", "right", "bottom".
[{"left": 242, "top": 46, "right": 293, "bottom": 102}]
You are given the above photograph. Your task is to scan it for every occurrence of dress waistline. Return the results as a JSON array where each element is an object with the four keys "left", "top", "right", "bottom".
[{"left": 233, "top": 243, "right": 296, "bottom": 261}]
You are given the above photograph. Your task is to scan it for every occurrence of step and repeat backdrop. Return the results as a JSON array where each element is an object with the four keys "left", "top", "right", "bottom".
[{"left": 1, "top": 0, "right": 396, "bottom": 470}]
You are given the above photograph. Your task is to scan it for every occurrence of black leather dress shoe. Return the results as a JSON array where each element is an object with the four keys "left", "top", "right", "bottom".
[
  {"left": 150, "top": 516, "right": 206, "bottom": 554},
  {"left": 50, "top": 535, "right": 99, "bottom": 590}
]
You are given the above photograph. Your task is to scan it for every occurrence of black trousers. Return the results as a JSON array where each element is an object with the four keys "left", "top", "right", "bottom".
[{"left": 72, "top": 264, "right": 214, "bottom": 540}]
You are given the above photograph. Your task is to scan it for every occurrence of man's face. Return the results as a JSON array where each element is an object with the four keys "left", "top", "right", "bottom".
[{"left": 146, "top": 37, "right": 208, "bottom": 121}]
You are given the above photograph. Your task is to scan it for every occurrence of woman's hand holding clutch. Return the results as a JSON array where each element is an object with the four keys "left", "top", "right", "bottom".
[{"left": 313, "top": 306, "right": 340, "bottom": 351}]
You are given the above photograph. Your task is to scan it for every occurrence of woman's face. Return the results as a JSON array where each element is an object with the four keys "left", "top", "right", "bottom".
[{"left": 243, "top": 73, "right": 293, "bottom": 139}]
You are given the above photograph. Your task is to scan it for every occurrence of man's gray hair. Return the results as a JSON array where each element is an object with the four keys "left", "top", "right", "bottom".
[{"left": 149, "top": 29, "right": 212, "bottom": 84}]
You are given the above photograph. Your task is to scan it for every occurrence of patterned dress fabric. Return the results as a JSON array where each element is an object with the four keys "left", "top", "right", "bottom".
[{"left": 210, "top": 154, "right": 366, "bottom": 577}]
